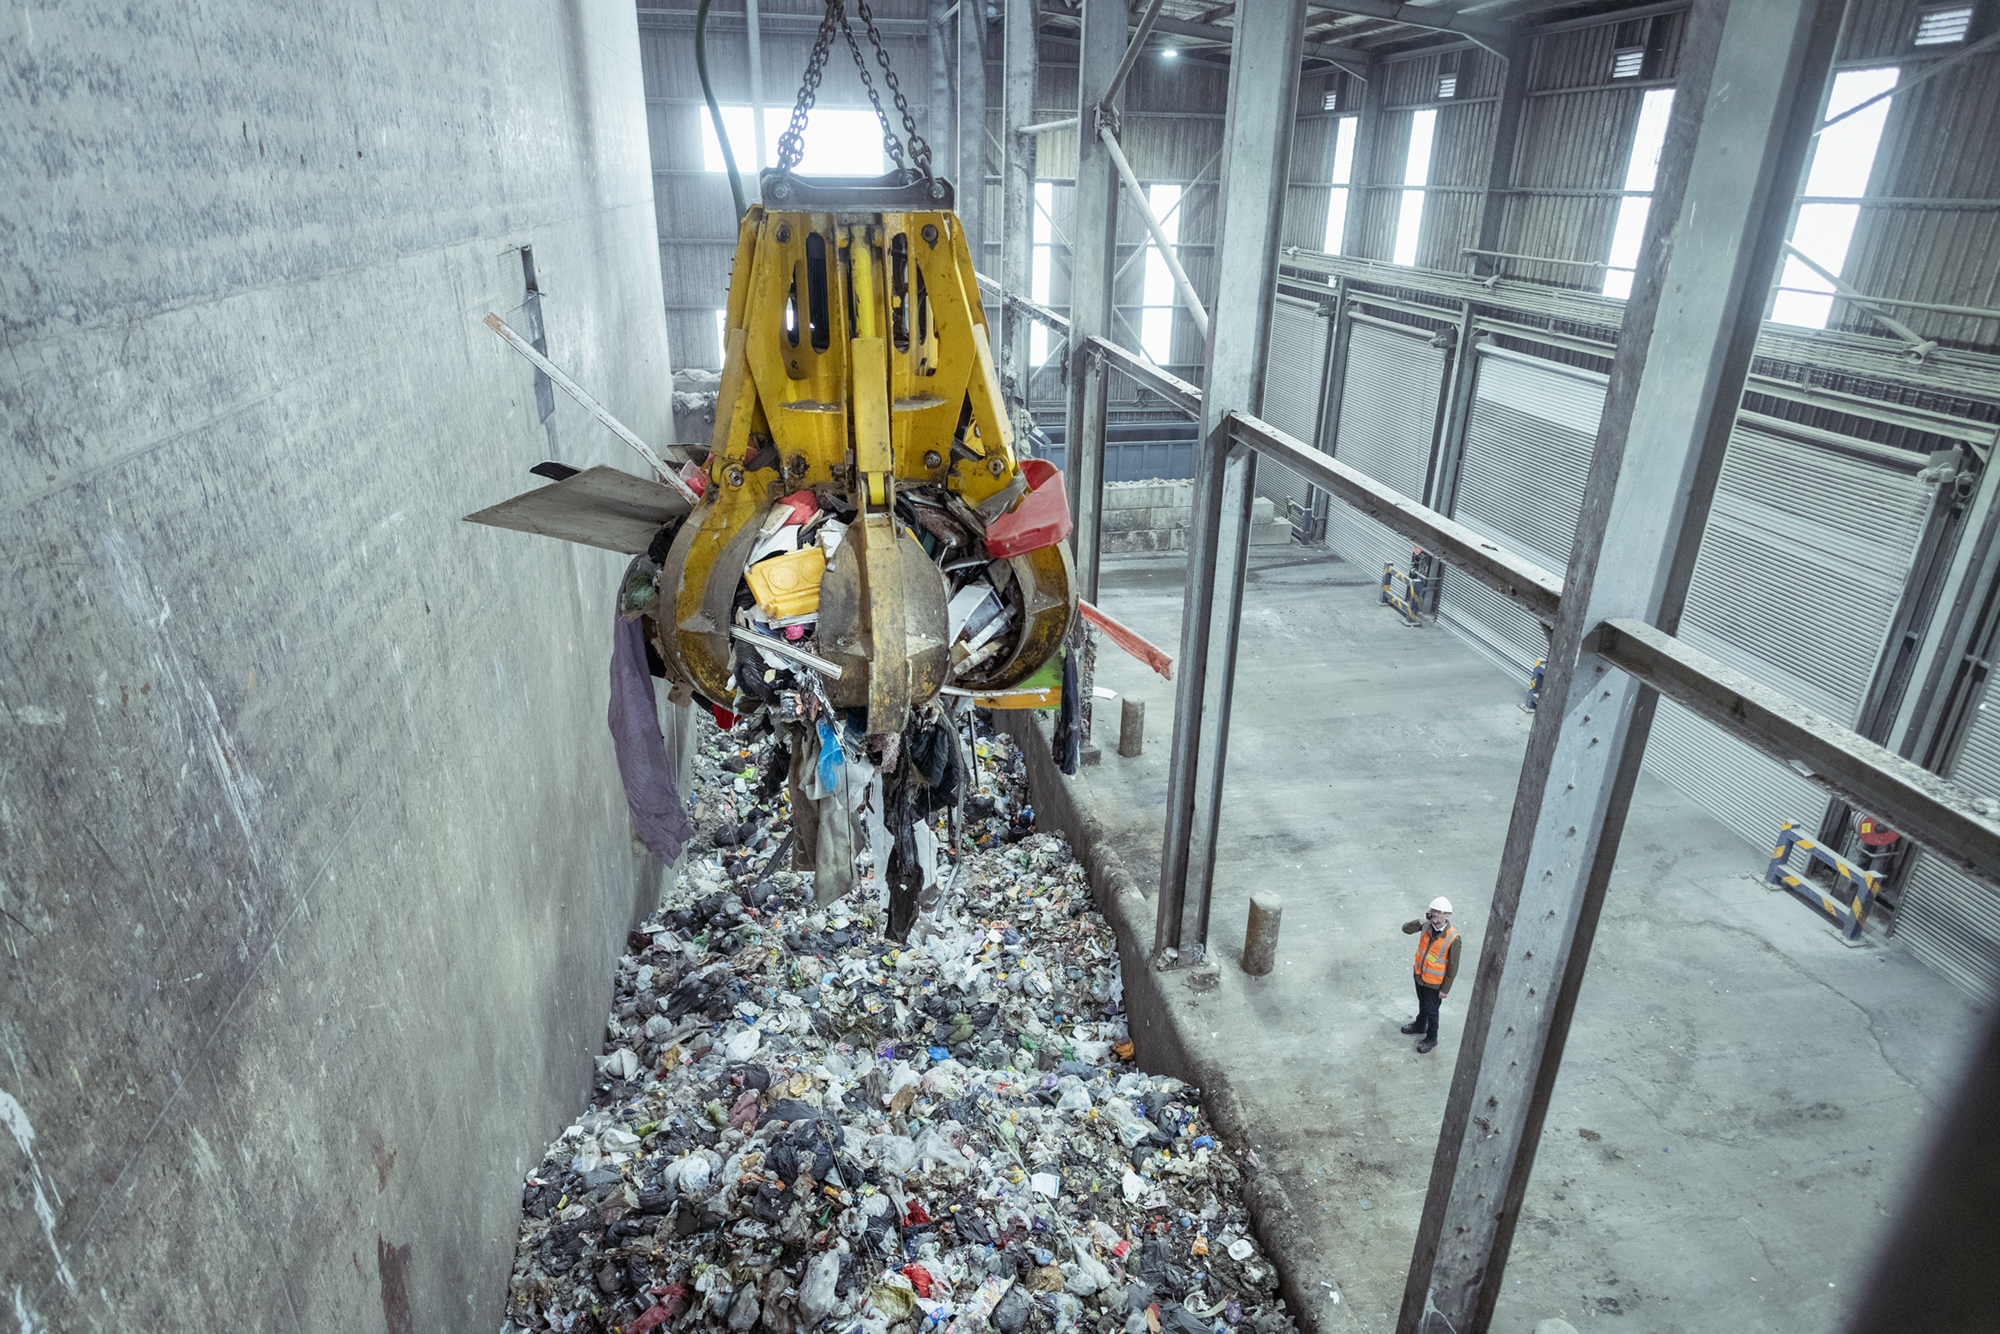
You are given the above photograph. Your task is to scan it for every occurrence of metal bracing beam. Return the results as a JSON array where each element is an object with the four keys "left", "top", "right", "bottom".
[
  {"left": 1089, "top": 335, "right": 1203, "bottom": 416},
  {"left": 1779, "top": 240, "right": 1937, "bottom": 355},
  {"left": 1102, "top": 0, "right": 1168, "bottom": 111},
  {"left": 1108, "top": 146, "right": 1221, "bottom": 290},
  {"left": 1098, "top": 127, "right": 1212, "bottom": 339},
  {"left": 1594, "top": 619, "right": 2000, "bottom": 890},
  {"left": 1017, "top": 116, "right": 1078, "bottom": 134},
  {"left": 1156, "top": 0, "right": 1308, "bottom": 960},
  {"left": 1001, "top": 0, "right": 1039, "bottom": 399},
  {"left": 1036, "top": 4, "right": 1367, "bottom": 72},
  {"left": 1397, "top": 3, "right": 1847, "bottom": 1332},
  {"left": 1228, "top": 414, "right": 1561, "bottom": 621},
  {"left": 1147, "top": 12, "right": 1367, "bottom": 68},
  {"left": 1063, "top": 0, "right": 1124, "bottom": 604},
  {"left": 1815, "top": 27, "right": 2000, "bottom": 135},
  {"left": 1304, "top": 0, "right": 1510, "bottom": 49}
]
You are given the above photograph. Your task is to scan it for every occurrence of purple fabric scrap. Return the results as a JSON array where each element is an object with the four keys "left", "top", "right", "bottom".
[{"left": 609, "top": 566, "right": 696, "bottom": 864}]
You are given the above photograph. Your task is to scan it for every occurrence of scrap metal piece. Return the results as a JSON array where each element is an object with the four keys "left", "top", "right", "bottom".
[{"left": 463, "top": 465, "right": 691, "bottom": 554}]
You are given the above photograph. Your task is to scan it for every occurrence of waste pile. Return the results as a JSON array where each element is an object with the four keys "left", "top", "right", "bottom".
[{"left": 500, "top": 716, "right": 1295, "bottom": 1334}]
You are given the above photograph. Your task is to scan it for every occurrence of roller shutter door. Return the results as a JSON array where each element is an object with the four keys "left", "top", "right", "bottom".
[
  {"left": 1325, "top": 319, "right": 1446, "bottom": 576},
  {"left": 1641, "top": 423, "right": 1936, "bottom": 851},
  {"left": 1257, "top": 296, "right": 1331, "bottom": 515},
  {"left": 1896, "top": 703, "right": 2000, "bottom": 1001},
  {"left": 1437, "top": 345, "right": 1598, "bottom": 678},
  {"left": 1437, "top": 345, "right": 1938, "bottom": 879}
]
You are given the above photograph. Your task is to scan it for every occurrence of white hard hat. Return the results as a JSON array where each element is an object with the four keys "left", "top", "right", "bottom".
[{"left": 1429, "top": 897, "right": 1453, "bottom": 915}]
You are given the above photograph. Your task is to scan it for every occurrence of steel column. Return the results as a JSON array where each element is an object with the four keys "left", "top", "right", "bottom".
[
  {"left": 958, "top": 0, "right": 988, "bottom": 260},
  {"left": 1396, "top": 3, "right": 1847, "bottom": 1331},
  {"left": 1155, "top": 0, "right": 1308, "bottom": 958},
  {"left": 1469, "top": 30, "right": 1530, "bottom": 280},
  {"left": 1071, "top": 353, "right": 1111, "bottom": 550},
  {"left": 1063, "top": 0, "right": 1124, "bottom": 604},
  {"left": 930, "top": 0, "right": 955, "bottom": 195},
  {"left": 1344, "top": 59, "right": 1385, "bottom": 257},
  {"left": 745, "top": 0, "right": 767, "bottom": 190},
  {"left": 1001, "top": 0, "right": 1039, "bottom": 401}
]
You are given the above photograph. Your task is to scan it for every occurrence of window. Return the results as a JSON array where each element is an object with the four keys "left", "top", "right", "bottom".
[
  {"left": 1601, "top": 88, "right": 1675, "bottom": 299},
  {"left": 1140, "top": 183, "right": 1183, "bottom": 365},
  {"left": 1610, "top": 48, "right": 1645, "bottom": 79},
  {"left": 1322, "top": 89, "right": 1339, "bottom": 112},
  {"left": 1771, "top": 66, "right": 1899, "bottom": 329},
  {"left": 700, "top": 105, "right": 889, "bottom": 176},
  {"left": 1915, "top": 5, "right": 1973, "bottom": 46},
  {"left": 1436, "top": 51, "right": 1461, "bottom": 100},
  {"left": 1392, "top": 108, "right": 1437, "bottom": 267},
  {"left": 1322, "top": 115, "right": 1358, "bottom": 256},
  {"left": 1031, "top": 181, "right": 1054, "bottom": 367}
]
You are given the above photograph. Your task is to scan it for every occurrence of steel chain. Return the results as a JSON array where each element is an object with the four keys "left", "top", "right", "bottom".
[
  {"left": 775, "top": 0, "right": 934, "bottom": 183},
  {"left": 774, "top": 1, "right": 840, "bottom": 174},
  {"left": 837, "top": 9, "right": 907, "bottom": 171},
  {"left": 854, "top": 0, "right": 933, "bottom": 178}
]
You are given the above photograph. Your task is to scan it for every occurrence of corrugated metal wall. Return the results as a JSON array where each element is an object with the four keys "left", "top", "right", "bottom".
[{"left": 1310, "top": 0, "right": 2000, "bottom": 347}]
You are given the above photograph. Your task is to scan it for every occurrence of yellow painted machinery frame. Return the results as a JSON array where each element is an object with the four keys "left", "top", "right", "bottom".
[{"left": 655, "top": 200, "right": 1075, "bottom": 733}]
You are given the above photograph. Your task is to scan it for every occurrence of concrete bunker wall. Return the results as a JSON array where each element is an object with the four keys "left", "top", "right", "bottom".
[{"left": 0, "top": 3, "right": 675, "bottom": 1328}]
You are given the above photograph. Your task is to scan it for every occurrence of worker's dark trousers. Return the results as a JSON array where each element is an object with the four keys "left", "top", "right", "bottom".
[{"left": 1413, "top": 980, "right": 1443, "bottom": 1041}]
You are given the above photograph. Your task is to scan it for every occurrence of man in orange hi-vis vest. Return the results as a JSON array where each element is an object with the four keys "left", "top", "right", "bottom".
[{"left": 1400, "top": 897, "right": 1462, "bottom": 1054}]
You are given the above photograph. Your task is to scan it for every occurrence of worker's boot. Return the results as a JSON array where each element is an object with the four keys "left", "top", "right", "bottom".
[
  {"left": 1416, "top": 1037, "right": 1438, "bottom": 1054},
  {"left": 1400, "top": 1019, "right": 1424, "bottom": 1034}
]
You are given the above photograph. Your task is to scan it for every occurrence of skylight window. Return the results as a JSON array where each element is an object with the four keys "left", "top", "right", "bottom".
[
  {"left": 1771, "top": 66, "right": 1899, "bottom": 329},
  {"left": 1915, "top": 5, "right": 1973, "bottom": 46},
  {"left": 1392, "top": 109, "right": 1438, "bottom": 267},
  {"left": 1141, "top": 183, "right": 1183, "bottom": 366},
  {"left": 1601, "top": 88, "right": 1675, "bottom": 299},
  {"left": 1322, "top": 115, "right": 1358, "bottom": 256},
  {"left": 701, "top": 105, "right": 888, "bottom": 176}
]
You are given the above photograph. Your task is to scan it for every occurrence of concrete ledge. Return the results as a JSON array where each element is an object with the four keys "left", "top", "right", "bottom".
[{"left": 996, "top": 711, "right": 1327, "bottom": 1334}]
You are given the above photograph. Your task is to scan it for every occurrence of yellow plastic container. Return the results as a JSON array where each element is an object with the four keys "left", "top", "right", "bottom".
[{"left": 746, "top": 546, "right": 828, "bottom": 619}]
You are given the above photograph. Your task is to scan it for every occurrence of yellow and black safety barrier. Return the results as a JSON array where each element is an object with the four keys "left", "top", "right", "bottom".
[
  {"left": 1765, "top": 821, "right": 1882, "bottom": 941},
  {"left": 1380, "top": 559, "right": 1427, "bottom": 627}
]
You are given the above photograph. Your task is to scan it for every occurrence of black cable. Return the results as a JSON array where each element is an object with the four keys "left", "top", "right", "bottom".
[{"left": 696, "top": 0, "right": 748, "bottom": 221}]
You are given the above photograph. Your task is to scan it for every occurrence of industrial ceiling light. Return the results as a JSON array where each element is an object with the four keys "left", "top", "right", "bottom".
[{"left": 1162, "top": 46, "right": 1177, "bottom": 58}]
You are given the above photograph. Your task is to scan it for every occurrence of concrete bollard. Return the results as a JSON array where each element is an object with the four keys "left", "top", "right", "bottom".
[
  {"left": 1118, "top": 698, "right": 1145, "bottom": 758},
  {"left": 1242, "top": 892, "right": 1282, "bottom": 976}
]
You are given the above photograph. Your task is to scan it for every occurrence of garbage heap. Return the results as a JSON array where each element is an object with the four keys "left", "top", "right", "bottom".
[{"left": 502, "top": 718, "right": 1295, "bottom": 1334}]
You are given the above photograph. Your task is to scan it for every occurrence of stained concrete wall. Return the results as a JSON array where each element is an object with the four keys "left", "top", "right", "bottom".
[{"left": 1, "top": 4, "right": 676, "bottom": 1329}]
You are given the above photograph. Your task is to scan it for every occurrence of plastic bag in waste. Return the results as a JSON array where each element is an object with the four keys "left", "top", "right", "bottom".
[
  {"left": 867, "top": 1133, "right": 919, "bottom": 1178},
  {"left": 798, "top": 1252, "right": 842, "bottom": 1324}
]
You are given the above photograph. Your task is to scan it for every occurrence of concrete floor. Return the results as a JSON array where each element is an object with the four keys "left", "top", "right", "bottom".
[{"left": 1069, "top": 545, "right": 1979, "bottom": 1333}]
